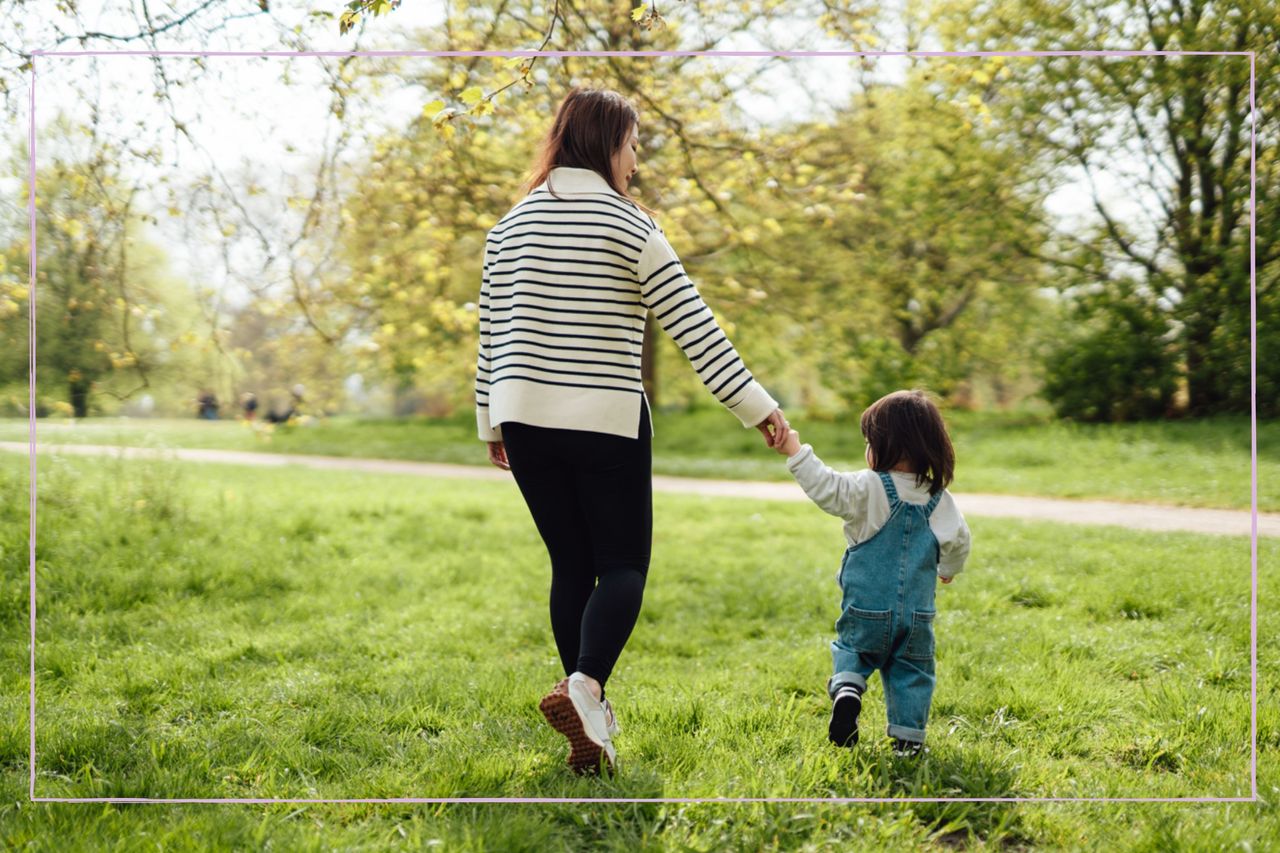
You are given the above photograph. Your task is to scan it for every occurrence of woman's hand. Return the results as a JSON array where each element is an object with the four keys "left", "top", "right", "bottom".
[
  {"left": 755, "top": 408, "right": 789, "bottom": 449},
  {"left": 487, "top": 441, "right": 511, "bottom": 471}
]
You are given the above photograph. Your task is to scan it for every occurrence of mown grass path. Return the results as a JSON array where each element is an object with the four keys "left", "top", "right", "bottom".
[
  {"left": 3, "top": 441, "right": 1276, "bottom": 538},
  {"left": 2, "top": 410, "right": 1272, "bottom": 511}
]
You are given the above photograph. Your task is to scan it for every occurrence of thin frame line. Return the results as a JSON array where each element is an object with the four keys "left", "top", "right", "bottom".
[
  {"left": 28, "top": 796, "right": 1261, "bottom": 804},
  {"left": 27, "top": 46, "right": 1259, "bottom": 804},
  {"left": 1249, "top": 48, "right": 1258, "bottom": 802},
  {"left": 27, "top": 52, "right": 38, "bottom": 804},
  {"left": 30, "top": 48, "right": 1253, "bottom": 58}
]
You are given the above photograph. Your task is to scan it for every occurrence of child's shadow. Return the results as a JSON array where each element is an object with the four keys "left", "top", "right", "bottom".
[
  {"left": 838, "top": 741, "right": 1030, "bottom": 844},
  {"left": 860, "top": 742, "right": 1022, "bottom": 797}
]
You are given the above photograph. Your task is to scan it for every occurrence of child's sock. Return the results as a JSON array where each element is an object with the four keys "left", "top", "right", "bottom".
[{"left": 828, "top": 685, "right": 862, "bottom": 747}]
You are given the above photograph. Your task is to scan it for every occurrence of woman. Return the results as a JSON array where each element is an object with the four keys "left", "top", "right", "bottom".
[{"left": 475, "top": 88, "right": 787, "bottom": 775}]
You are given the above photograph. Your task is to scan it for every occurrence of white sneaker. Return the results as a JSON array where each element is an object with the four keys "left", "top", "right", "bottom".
[
  {"left": 601, "top": 698, "right": 620, "bottom": 738},
  {"left": 538, "top": 673, "right": 617, "bottom": 775}
]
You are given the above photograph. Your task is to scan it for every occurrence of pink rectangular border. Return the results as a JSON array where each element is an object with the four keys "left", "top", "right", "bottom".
[{"left": 24, "top": 47, "right": 1259, "bottom": 805}]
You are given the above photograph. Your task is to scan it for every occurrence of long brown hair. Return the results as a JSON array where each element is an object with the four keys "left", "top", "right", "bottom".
[
  {"left": 523, "top": 88, "right": 652, "bottom": 213},
  {"left": 860, "top": 389, "right": 956, "bottom": 496}
]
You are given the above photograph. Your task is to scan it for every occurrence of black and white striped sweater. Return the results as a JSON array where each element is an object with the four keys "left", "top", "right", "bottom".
[{"left": 475, "top": 166, "right": 777, "bottom": 441}]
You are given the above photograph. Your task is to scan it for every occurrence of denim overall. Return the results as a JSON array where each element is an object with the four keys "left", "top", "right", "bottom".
[{"left": 828, "top": 471, "right": 941, "bottom": 743}]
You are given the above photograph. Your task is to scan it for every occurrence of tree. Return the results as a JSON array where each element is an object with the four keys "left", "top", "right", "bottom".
[
  {"left": 931, "top": 0, "right": 1279, "bottom": 416},
  {"left": 312, "top": 0, "right": 1061, "bottom": 417},
  {"left": 1, "top": 118, "right": 197, "bottom": 417},
  {"left": 0, "top": 0, "right": 308, "bottom": 116},
  {"left": 695, "top": 70, "right": 1055, "bottom": 412},
  {"left": 1, "top": 1, "right": 401, "bottom": 417},
  {"left": 318, "top": 0, "right": 810, "bottom": 412}
]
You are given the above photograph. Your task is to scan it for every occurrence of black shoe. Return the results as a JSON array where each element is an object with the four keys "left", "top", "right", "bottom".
[
  {"left": 891, "top": 738, "right": 925, "bottom": 758},
  {"left": 828, "top": 686, "right": 862, "bottom": 747}
]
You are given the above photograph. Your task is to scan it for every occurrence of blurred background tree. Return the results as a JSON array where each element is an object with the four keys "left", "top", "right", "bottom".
[
  {"left": 1, "top": 116, "right": 203, "bottom": 417},
  {"left": 739, "top": 69, "right": 1055, "bottom": 413},
  {"left": 931, "top": 0, "right": 1277, "bottom": 417},
  {"left": 2, "top": 0, "right": 1273, "bottom": 423}
]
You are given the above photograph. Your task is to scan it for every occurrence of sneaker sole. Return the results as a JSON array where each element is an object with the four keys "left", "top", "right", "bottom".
[
  {"left": 828, "top": 693, "right": 861, "bottom": 747},
  {"left": 893, "top": 742, "right": 925, "bottom": 759},
  {"left": 539, "top": 689, "right": 614, "bottom": 776}
]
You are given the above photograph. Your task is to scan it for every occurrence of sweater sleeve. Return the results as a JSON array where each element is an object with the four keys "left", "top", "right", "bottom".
[
  {"left": 784, "top": 444, "right": 872, "bottom": 523},
  {"left": 637, "top": 228, "right": 777, "bottom": 428},
  {"left": 475, "top": 242, "right": 502, "bottom": 442},
  {"left": 938, "top": 500, "right": 971, "bottom": 580}
]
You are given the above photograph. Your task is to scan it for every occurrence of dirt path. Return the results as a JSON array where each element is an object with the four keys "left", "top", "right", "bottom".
[{"left": 2, "top": 441, "right": 1274, "bottom": 538}]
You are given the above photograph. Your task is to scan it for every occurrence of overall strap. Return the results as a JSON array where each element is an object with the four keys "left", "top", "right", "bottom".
[
  {"left": 923, "top": 489, "right": 943, "bottom": 518},
  {"left": 877, "top": 471, "right": 901, "bottom": 508}
]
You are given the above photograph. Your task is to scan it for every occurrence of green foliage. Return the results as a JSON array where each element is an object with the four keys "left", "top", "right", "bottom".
[
  {"left": 845, "top": 337, "right": 926, "bottom": 412},
  {"left": 1042, "top": 282, "right": 1179, "bottom": 422},
  {"left": 0, "top": 120, "right": 203, "bottom": 418},
  {"left": 220, "top": 301, "right": 355, "bottom": 420},
  {"left": 325, "top": 32, "right": 1056, "bottom": 416},
  {"left": 932, "top": 0, "right": 1279, "bottom": 418},
  {"left": 12, "top": 1, "right": 1274, "bottom": 427}
]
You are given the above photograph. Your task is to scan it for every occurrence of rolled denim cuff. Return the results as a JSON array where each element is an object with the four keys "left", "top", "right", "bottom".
[
  {"left": 827, "top": 670, "right": 867, "bottom": 699},
  {"left": 887, "top": 722, "right": 926, "bottom": 743}
]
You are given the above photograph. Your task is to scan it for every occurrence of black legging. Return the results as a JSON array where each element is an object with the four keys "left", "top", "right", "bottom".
[{"left": 500, "top": 402, "right": 652, "bottom": 690}]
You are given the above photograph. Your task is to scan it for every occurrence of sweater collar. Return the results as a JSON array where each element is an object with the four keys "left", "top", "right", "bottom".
[{"left": 540, "top": 166, "right": 621, "bottom": 196}]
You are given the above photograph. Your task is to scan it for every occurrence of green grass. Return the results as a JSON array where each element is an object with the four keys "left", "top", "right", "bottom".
[
  {"left": 1, "top": 452, "right": 1276, "bottom": 849},
  {"left": 1, "top": 408, "right": 1273, "bottom": 510}
]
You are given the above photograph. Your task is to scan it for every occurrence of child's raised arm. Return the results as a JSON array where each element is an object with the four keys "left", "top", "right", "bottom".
[{"left": 782, "top": 432, "right": 871, "bottom": 523}]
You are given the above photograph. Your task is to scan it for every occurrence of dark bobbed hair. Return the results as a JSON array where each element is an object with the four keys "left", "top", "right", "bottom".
[
  {"left": 523, "top": 88, "right": 652, "bottom": 213},
  {"left": 860, "top": 389, "right": 956, "bottom": 496}
]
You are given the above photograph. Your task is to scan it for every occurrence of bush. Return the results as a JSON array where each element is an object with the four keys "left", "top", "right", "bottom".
[{"left": 1041, "top": 286, "right": 1178, "bottom": 422}]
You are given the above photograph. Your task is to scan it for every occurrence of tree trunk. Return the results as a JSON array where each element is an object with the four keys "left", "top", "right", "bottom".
[
  {"left": 1183, "top": 304, "right": 1222, "bottom": 416},
  {"left": 69, "top": 376, "right": 90, "bottom": 418}
]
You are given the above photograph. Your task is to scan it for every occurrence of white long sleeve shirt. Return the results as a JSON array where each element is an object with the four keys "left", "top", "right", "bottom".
[
  {"left": 786, "top": 443, "right": 971, "bottom": 579},
  {"left": 475, "top": 166, "right": 778, "bottom": 441}
]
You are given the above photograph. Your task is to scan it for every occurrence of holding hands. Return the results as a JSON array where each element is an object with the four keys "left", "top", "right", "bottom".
[
  {"left": 755, "top": 408, "right": 790, "bottom": 449},
  {"left": 774, "top": 426, "right": 802, "bottom": 458},
  {"left": 757, "top": 406, "right": 800, "bottom": 456}
]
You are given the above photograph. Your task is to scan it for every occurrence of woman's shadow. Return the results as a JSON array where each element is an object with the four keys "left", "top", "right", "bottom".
[{"left": 522, "top": 759, "right": 666, "bottom": 800}]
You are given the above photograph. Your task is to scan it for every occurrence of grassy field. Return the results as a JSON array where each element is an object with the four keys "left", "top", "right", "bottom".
[
  {"left": 1, "top": 452, "right": 1275, "bottom": 850},
  {"left": 1, "top": 408, "right": 1273, "bottom": 510}
]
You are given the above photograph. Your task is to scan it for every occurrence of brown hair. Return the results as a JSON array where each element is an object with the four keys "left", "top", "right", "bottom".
[
  {"left": 523, "top": 88, "right": 652, "bottom": 212},
  {"left": 860, "top": 389, "right": 956, "bottom": 496}
]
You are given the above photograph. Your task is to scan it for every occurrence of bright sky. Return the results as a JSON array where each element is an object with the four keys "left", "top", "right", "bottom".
[{"left": 5, "top": 1, "right": 1151, "bottom": 302}]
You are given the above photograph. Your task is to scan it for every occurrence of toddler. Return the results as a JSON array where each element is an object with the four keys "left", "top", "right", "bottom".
[{"left": 776, "top": 390, "right": 971, "bottom": 757}]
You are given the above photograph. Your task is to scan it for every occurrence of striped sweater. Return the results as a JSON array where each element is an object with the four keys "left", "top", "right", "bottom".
[{"left": 475, "top": 166, "right": 778, "bottom": 441}]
